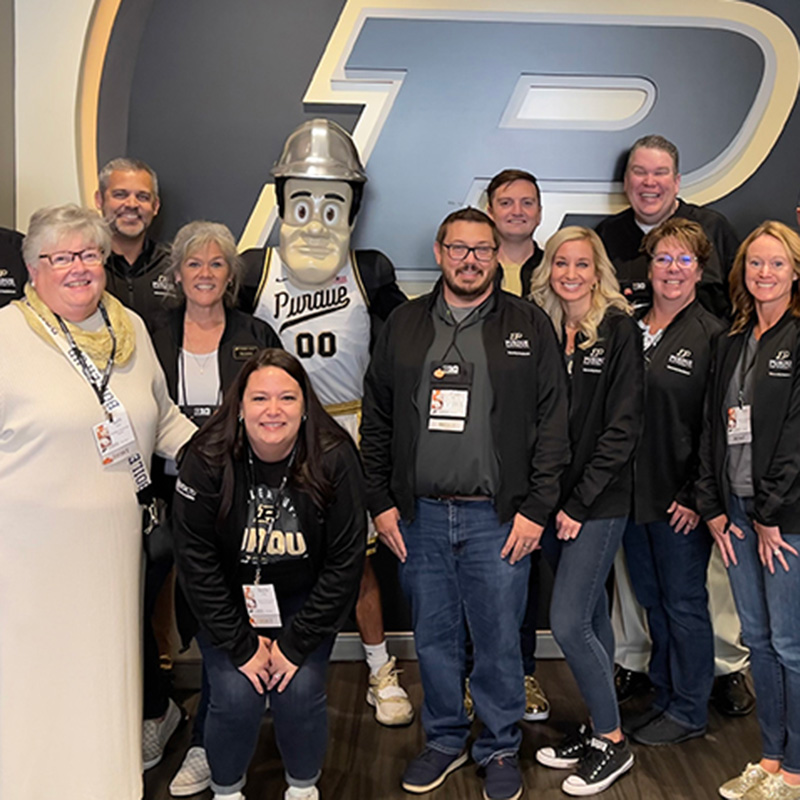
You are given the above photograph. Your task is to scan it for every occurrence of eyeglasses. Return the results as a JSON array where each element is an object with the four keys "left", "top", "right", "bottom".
[
  {"left": 38, "top": 249, "right": 104, "bottom": 269},
  {"left": 652, "top": 253, "right": 697, "bottom": 269},
  {"left": 441, "top": 243, "right": 498, "bottom": 262}
]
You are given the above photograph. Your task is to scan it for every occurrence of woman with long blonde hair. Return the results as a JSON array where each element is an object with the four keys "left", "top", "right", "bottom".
[{"left": 530, "top": 227, "right": 643, "bottom": 796}]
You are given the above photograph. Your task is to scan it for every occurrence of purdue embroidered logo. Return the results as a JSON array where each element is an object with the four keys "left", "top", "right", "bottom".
[
  {"left": 768, "top": 349, "right": 792, "bottom": 377},
  {"left": 667, "top": 347, "right": 694, "bottom": 375},
  {"left": 505, "top": 331, "right": 531, "bottom": 356},
  {"left": 175, "top": 478, "right": 196, "bottom": 501},
  {"left": 152, "top": 273, "right": 177, "bottom": 298},
  {"left": 273, "top": 285, "right": 350, "bottom": 333},
  {"left": 0, "top": 268, "right": 17, "bottom": 292},
  {"left": 582, "top": 346, "right": 605, "bottom": 373}
]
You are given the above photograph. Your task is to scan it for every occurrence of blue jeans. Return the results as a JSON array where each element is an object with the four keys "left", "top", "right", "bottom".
[
  {"left": 519, "top": 550, "right": 542, "bottom": 676},
  {"left": 623, "top": 518, "right": 714, "bottom": 729},
  {"left": 728, "top": 496, "right": 800, "bottom": 774},
  {"left": 541, "top": 516, "right": 626, "bottom": 735},
  {"left": 197, "top": 595, "right": 334, "bottom": 794},
  {"left": 398, "top": 498, "right": 529, "bottom": 765}
]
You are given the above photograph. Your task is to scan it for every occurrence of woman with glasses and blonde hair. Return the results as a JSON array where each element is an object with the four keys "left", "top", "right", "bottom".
[
  {"left": 698, "top": 221, "right": 800, "bottom": 800},
  {"left": 622, "top": 218, "right": 725, "bottom": 747},
  {"left": 529, "top": 226, "right": 643, "bottom": 796}
]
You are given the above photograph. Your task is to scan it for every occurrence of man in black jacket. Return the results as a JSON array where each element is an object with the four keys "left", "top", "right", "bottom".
[
  {"left": 361, "top": 207, "right": 569, "bottom": 800},
  {"left": 95, "top": 157, "right": 174, "bottom": 328}
]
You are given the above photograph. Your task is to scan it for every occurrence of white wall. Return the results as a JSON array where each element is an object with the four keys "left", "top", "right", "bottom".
[{"left": 15, "top": 0, "right": 96, "bottom": 230}]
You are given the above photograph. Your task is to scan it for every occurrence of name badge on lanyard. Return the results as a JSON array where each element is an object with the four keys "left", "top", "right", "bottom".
[
  {"left": 93, "top": 408, "right": 136, "bottom": 465},
  {"left": 428, "top": 360, "right": 473, "bottom": 433},
  {"left": 726, "top": 405, "right": 752, "bottom": 445},
  {"left": 242, "top": 583, "right": 282, "bottom": 628}
]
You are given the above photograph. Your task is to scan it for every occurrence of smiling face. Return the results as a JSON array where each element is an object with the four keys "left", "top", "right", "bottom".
[
  {"left": 434, "top": 220, "right": 499, "bottom": 307},
  {"left": 28, "top": 232, "right": 107, "bottom": 321},
  {"left": 487, "top": 179, "right": 541, "bottom": 244},
  {"left": 240, "top": 366, "right": 305, "bottom": 462},
  {"left": 279, "top": 178, "right": 353, "bottom": 286},
  {"left": 177, "top": 241, "right": 231, "bottom": 312},
  {"left": 549, "top": 238, "right": 597, "bottom": 315},
  {"left": 624, "top": 146, "right": 681, "bottom": 226},
  {"left": 95, "top": 169, "right": 159, "bottom": 242},
  {"left": 649, "top": 235, "right": 702, "bottom": 308},
  {"left": 744, "top": 234, "right": 797, "bottom": 316}
]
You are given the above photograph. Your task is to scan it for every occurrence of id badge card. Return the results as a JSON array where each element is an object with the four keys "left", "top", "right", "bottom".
[
  {"left": 93, "top": 407, "right": 136, "bottom": 465},
  {"left": 428, "top": 361, "right": 473, "bottom": 433},
  {"left": 726, "top": 405, "right": 753, "bottom": 445},
  {"left": 242, "top": 583, "right": 282, "bottom": 628}
]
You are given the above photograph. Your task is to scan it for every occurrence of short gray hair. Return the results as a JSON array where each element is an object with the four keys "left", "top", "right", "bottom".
[
  {"left": 23, "top": 205, "right": 111, "bottom": 267},
  {"left": 168, "top": 220, "right": 241, "bottom": 307},
  {"left": 98, "top": 157, "right": 160, "bottom": 200},
  {"left": 626, "top": 135, "right": 680, "bottom": 175}
]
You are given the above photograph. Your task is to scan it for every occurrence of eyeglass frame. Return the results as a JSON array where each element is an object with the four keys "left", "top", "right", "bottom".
[
  {"left": 651, "top": 253, "right": 698, "bottom": 270},
  {"left": 38, "top": 248, "right": 105, "bottom": 269},
  {"left": 440, "top": 243, "right": 498, "bottom": 262}
]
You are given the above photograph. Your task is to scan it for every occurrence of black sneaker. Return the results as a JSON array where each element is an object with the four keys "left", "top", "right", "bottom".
[
  {"left": 561, "top": 735, "right": 634, "bottom": 796},
  {"left": 621, "top": 704, "right": 663, "bottom": 736},
  {"left": 401, "top": 746, "right": 468, "bottom": 793},
  {"left": 482, "top": 754, "right": 523, "bottom": 800},
  {"left": 630, "top": 712, "right": 706, "bottom": 746},
  {"left": 536, "top": 723, "right": 592, "bottom": 769},
  {"left": 712, "top": 672, "right": 755, "bottom": 717}
]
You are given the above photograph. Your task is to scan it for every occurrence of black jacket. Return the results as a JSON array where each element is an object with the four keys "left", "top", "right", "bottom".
[
  {"left": 498, "top": 243, "right": 544, "bottom": 299},
  {"left": 595, "top": 199, "right": 740, "bottom": 317},
  {"left": 697, "top": 310, "right": 800, "bottom": 532},
  {"left": 0, "top": 227, "right": 26, "bottom": 307},
  {"left": 633, "top": 300, "right": 725, "bottom": 523},
  {"left": 360, "top": 282, "right": 570, "bottom": 526},
  {"left": 104, "top": 238, "right": 174, "bottom": 329},
  {"left": 239, "top": 247, "right": 407, "bottom": 349},
  {"left": 173, "top": 440, "right": 366, "bottom": 667},
  {"left": 150, "top": 305, "right": 282, "bottom": 403},
  {"left": 560, "top": 309, "right": 644, "bottom": 522}
]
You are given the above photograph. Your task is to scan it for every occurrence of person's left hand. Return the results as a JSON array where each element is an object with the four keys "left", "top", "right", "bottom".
[
  {"left": 501, "top": 513, "right": 544, "bottom": 564},
  {"left": 667, "top": 501, "right": 700, "bottom": 535},
  {"left": 267, "top": 642, "right": 299, "bottom": 693},
  {"left": 754, "top": 521, "right": 799, "bottom": 574},
  {"left": 555, "top": 509, "right": 582, "bottom": 541}
]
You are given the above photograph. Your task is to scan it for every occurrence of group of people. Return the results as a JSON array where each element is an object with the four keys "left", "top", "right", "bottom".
[{"left": 0, "top": 122, "right": 798, "bottom": 800}]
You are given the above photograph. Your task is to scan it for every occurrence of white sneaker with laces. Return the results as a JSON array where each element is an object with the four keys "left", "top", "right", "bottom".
[
  {"left": 366, "top": 656, "right": 414, "bottom": 726},
  {"left": 143, "top": 698, "right": 183, "bottom": 770},
  {"left": 285, "top": 786, "right": 319, "bottom": 799},
  {"left": 169, "top": 746, "right": 211, "bottom": 796}
]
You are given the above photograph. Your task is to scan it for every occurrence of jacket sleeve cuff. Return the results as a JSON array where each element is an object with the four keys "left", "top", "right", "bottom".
[
  {"left": 277, "top": 628, "right": 308, "bottom": 668},
  {"left": 228, "top": 630, "right": 260, "bottom": 668},
  {"left": 562, "top": 496, "right": 589, "bottom": 523}
]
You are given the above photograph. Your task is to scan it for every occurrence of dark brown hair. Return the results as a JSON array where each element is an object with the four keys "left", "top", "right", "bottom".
[
  {"left": 435, "top": 207, "right": 499, "bottom": 247},
  {"left": 486, "top": 169, "right": 540, "bottom": 206}
]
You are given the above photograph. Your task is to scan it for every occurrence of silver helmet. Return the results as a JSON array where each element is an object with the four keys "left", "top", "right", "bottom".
[{"left": 271, "top": 118, "right": 367, "bottom": 183}]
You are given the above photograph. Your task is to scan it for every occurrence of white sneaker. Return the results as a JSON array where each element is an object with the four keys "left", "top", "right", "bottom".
[
  {"left": 169, "top": 746, "right": 211, "bottom": 796},
  {"left": 213, "top": 793, "right": 244, "bottom": 800},
  {"left": 366, "top": 656, "right": 414, "bottom": 726},
  {"left": 143, "top": 698, "right": 183, "bottom": 770},
  {"left": 285, "top": 786, "right": 319, "bottom": 799}
]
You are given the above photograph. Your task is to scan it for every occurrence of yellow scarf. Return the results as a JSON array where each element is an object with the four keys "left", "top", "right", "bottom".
[{"left": 13, "top": 283, "right": 136, "bottom": 369}]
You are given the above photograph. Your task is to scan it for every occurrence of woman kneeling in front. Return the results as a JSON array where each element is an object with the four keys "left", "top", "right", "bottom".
[{"left": 173, "top": 348, "right": 366, "bottom": 800}]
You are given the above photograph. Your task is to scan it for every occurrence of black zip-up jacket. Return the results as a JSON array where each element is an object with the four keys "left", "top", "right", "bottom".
[
  {"left": 104, "top": 238, "right": 174, "bottom": 330},
  {"left": 633, "top": 300, "right": 724, "bottom": 523},
  {"left": 360, "top": 281, "right": 570, "bottom": 526},
  {"left": 173, "top": 440, "right": 366, "bottom": 667},
  {"left": 595, "top": 199, "right": 739, "bottom": 317},
  {"left": 239, "top": 247, "right": 407, "bottom": 350},
  {"left": 697, "top": 310, "right": 800, "bottom": 532},
  {"left": 560, "top": 308, "right": 644, "bottom": 522},
  {"left": 150, "top": 305, "right": 282, "bottom": 402},
  {"left": 0, "top": 227, "right": 26, "bottom": 307}
]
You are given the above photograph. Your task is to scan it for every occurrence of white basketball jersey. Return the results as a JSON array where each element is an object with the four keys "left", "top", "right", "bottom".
[{"left": 253, "top": 249, "right": 372, "bottom": 406}]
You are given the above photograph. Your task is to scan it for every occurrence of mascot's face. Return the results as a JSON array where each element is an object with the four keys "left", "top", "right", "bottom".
[{"left": 279, "top": 178, "right": 354, "bottom": 285}]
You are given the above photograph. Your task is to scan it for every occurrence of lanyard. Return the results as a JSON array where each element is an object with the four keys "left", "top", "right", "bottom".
[
  {"left": 244, "top": 442, "right": 297, "bottom": 584},
  {"left": 440, "top": 305, "right": 478, "bottom": 363},
  {"left": 54, "top": 302, "right": 117, "bottom": 413},
  {"left": 738, "top": 336, "right": 758, "bottom": 408}
]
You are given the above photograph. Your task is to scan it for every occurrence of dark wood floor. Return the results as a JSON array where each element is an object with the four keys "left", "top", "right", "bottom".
[{"left": 145, "top": 659, "right": 759, "bottom": 799}]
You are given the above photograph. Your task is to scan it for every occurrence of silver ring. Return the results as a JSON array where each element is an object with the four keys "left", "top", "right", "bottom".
[{"left": 774, "top": 548, "right": 781, "bottom": 557}]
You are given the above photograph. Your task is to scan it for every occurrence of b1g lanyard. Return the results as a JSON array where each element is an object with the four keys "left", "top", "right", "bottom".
[
  {"left": 55, "top": 302, "right": 117, "bottom": 416},
  {"left": 727, "top": 339, "right": 757, "bottom": 446},
  {"left": 243, "top": 442, "right": 296, "bottom": 585},
  {"left": 178, "top": 347, "right": 223, "bottom": 416}
]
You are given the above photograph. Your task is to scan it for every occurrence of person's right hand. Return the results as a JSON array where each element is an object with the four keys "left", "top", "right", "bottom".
[
  {"left": 374, "top": 507, "right": 406, "bottom": 562},
  {"left": 237, "top": 635, "right": 273, "bottom": 694},
  {"left": 707, "top": 514, "right": 743, "bottom": 567}
]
